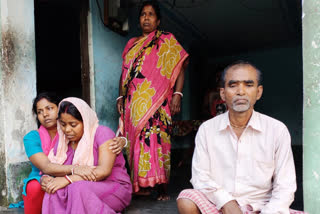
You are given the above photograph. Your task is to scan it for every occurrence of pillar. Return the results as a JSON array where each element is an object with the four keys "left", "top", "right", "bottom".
[
  {"left": 0, "top": 0, "right": 37, "bottom": 206},
  {"left": 303, "top": 0, "right": 320, "bottom": 213}
]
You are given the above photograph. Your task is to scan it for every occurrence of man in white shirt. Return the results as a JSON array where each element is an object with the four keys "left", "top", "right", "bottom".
[{"left": 177, "top": 61, "right": 304, "bottom": 214}]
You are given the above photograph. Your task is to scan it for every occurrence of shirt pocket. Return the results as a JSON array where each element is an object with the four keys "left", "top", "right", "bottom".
[{"left": 251, "top": 158, "right": 274, "bottom": 189}]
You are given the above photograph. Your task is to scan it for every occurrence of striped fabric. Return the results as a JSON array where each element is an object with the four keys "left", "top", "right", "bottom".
[
  {"left": 177, "top": 189, "right": 220, "bottom": 214},
  {"left": 177, "top": 189, "right": 307, "bottom": 214}
]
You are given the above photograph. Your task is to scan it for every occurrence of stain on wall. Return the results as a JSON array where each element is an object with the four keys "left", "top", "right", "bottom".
[
  {"left": 1, "top": 27, "right": 16, "bottom": 79},
  {"left": 7, "top": 162, "right": 31, "bottom": 204},
  {"left": 0, "top": 151, "right": 7, "bottom": 206}
]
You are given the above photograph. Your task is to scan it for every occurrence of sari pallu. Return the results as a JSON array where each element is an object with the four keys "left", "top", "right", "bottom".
[{"left": 120, "top": 30, "right": 189, "bottom": 192}]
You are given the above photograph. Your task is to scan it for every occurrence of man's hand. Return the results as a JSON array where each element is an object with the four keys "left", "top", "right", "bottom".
[
  {"left": 221, "top": 200, "right": 242, "bottom": 214},
  {"left": 109, "top": 137, "right": 126, "bottom": 155}
]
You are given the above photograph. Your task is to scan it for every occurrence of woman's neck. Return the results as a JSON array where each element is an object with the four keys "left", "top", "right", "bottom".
[
  {"left": 46, "top": 127, "right": 57, "bottom": 140},
  {"left": 70, "top": 141, "right": 79, "bottom": 151}
]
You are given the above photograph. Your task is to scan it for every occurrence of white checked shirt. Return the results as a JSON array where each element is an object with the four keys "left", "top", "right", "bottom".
[{"left": 190, "top": 111, "right": 296, "bottom": 214}]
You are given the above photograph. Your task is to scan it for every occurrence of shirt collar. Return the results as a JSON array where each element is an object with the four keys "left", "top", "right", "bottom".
[{"left": 218, "top": 110, "right": 262, "bottom": 132}]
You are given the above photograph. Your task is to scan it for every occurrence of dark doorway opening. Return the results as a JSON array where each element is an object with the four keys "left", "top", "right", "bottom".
[{"left": 34, "top": 0, "right": 83, "bottom": 99}]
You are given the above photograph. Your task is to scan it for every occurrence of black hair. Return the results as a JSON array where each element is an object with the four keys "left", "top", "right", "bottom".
[
  {"left": 58, "top": 101, "right": 83, "bottom": 122},
  {"left": 139, "top": 0, "right": 161, "bottom": 20},
  {"left": 221, "top": 60, "right": 263, "bottom": 87},
  {"left": 32, "top": 92, "right": 61, "bottom": 126}
]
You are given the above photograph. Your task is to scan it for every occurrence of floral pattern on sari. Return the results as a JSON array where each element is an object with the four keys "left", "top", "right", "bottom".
[
  {"left": 125, "top": 37, "right": 147, "bottom": 65},
  {"left": 130, "top": 79, "right": 156, "bottom": 126},
  {"left": 157, "top": 148, "right": 171, "bottom": 178},
  {"left": 157, "top": 37, "right": 182, "bottom": 79},
  {"left": 138, "top": 142, "right": 151, "bottom": 177}
]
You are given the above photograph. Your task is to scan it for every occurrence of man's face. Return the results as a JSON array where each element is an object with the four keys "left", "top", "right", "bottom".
[{"left": 220, "top": 65, "right": 263, "bottom": 113}]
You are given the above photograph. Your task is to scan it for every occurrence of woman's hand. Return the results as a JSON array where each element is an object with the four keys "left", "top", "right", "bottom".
[
  {"left": 109, "top": 137, "right": 126, "bottom": 155},
  {"left": 170, "top": 94, "right": 182, "bottom": 116},
  {"left": 40, "top": 175, "right": 54, "bottom": 192},
  {"left": 117, "top": 98, "right": 124, "bottom": 114},
  {"left": 73, "top": 165, "right": 97, "bottom": 181},
  {"left": 44, "top": 177, "right": 70, "bottom": 194}
]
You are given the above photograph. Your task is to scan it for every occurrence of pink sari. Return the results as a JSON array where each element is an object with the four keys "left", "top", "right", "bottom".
[{"left": 120, "top": 30, "right": 188, "bottom": 192}]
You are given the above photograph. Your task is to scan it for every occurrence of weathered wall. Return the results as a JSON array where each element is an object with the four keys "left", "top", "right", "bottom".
[
  {"left": 302, "top": 0, "right": 320, "bottom": 213},
  {"left": 0, "top": 0, "right": 36, "bottom": 205},
  {"left": 89, "top": 0, "right": 128, "bottom": 131}
]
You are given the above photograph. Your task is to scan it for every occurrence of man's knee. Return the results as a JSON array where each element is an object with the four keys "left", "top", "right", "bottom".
[{"left": 177, "top": 198, "right": 200, "bottom": 214}]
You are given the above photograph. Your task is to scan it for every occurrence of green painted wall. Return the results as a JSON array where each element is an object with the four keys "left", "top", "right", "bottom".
[
  {"left": 302, "top": 0, "right": 320, "bottom": 213},
  {"left": 89, "top": 0, "right": 129, "bottom": 131}
]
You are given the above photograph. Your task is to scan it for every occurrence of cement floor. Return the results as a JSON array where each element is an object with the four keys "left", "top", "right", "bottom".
[{"left": 0, "top": 146, "right": 304, "bottom": 214}]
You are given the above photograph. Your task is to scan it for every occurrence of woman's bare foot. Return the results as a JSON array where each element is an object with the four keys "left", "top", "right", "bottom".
[
  {"left": 134, "top": 187, "right": 151, "bottom": 196},
  {"left": 157, "top": 184, "right": 170, "bottom": 201},
  {"left": 157, "top": 194, "right": 170, "bottom": 201}
]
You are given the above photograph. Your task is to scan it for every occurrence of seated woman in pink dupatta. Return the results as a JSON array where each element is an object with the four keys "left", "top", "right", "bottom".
[
  {"left": 22, "top": 93, "right": 126, "bottom": 214},
  {"left": 41, "top": 97, "right": 132, "bottom": 214},
  {"left": 116, "top": 0, "right": 189, "bottom": 200}
]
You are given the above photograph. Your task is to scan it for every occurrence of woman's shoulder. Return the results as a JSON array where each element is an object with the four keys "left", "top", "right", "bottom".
[
  {"left": 95, "top": 125, "right": 116, "bottom": 141},
  {"left": 23, "top": 130, "right": 40, "bottom": 141},
  {"left": 160, "top": 31, "right": 175, "bottom": 38},
  {"left": 23, "top": 130, "right": 43, "bottom": 157},
  {"left": 126, "top": 37, "right": 139, "bottom": 47}
]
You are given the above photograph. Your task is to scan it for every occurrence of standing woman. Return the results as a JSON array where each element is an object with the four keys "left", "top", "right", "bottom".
[
  {"left": 117, "top": 0, "right": 189, "bottom": 200},
  {"left": 41, "top": 98, "right": 132, "bottom": 213}
]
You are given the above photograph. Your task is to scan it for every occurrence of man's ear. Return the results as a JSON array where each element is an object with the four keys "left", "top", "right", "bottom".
[
  {"left": 256, "top": 85, "right": 263, "bottom": 100},
  {"left": 220, "top": 88, "right": 226, "bottom": 101}
]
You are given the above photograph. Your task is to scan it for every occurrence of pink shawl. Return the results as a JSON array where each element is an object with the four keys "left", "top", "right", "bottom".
[
  {"left": 48, "top": 97, "right": 99, "bottom": 166},
  {"left": 38, "top": 125, "right": 58, "bottom": 156}
]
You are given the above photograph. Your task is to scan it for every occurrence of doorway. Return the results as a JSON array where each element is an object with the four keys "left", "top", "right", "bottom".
[{"left": 34, "top": 0, "right": 90, "bottom": 103}]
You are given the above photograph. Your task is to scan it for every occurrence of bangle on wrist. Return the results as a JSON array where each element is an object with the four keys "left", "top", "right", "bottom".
[
  {"left": 120, "top": 136, "right": 128, "bottom": 148},
  {"left": 173, "top": 91, "right": 183, "bottom": 98},
  {"left": 65, "top": 175, "right": 73, "bottom": 184},
  {"left": 116, "top": 96, "right": 123, "bottom": 101}
]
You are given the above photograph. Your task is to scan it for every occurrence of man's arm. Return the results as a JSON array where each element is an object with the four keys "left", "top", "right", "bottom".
[
  {"left": 260, "top": 126, "right": 296, "bottom": 214},
  {"left": 190, "top": 124, "right": 235, "bottom": 210}
]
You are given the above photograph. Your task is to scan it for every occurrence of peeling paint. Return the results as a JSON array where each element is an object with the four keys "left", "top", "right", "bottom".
[
  {"left": 314, "top": 171, "right": 320, "bottom": 180},
  {"left": 306, "top": 97, "right": 311, "bottom": 107},
  {"left": 312, "top": 41, "right": 318, "bottom": 48}
]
